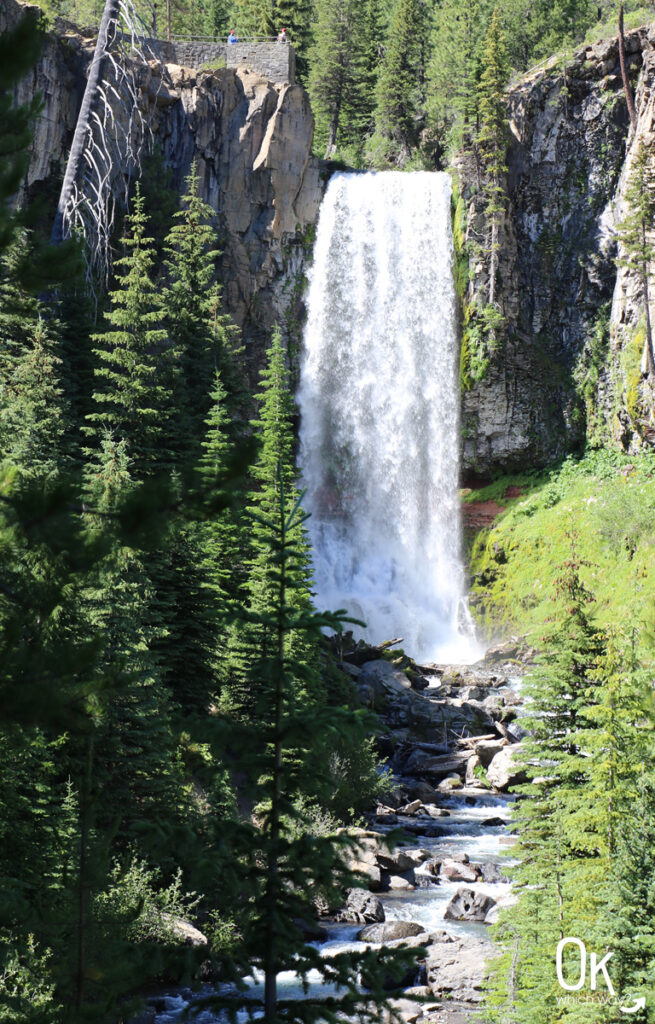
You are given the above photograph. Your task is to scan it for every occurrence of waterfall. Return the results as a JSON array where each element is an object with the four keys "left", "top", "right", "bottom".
[{"left": 297, "top": 171, "right": 479, "bottom": 664}]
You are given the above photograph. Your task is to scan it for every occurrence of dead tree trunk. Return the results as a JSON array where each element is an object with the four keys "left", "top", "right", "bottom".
[
  {"left": 619, "top": 3, "right": 638, "bottom": 131},
  {"left": 52, "top": 0, "right": 120, "bottom": 246}
]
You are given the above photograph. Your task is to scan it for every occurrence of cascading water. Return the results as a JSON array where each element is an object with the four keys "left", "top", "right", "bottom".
[{"left": 297, "top": 171, "right": 480, "bottom": 664}]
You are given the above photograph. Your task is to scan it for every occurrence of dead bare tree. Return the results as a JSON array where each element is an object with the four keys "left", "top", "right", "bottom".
[
  {"left": 52, "top": 0, "right": 163, "bottom": 284},
  {"left": 618, "top": 2, "right": 638, "bottom": 131}
]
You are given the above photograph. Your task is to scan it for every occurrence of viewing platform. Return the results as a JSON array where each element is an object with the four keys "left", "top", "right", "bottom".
[{"left": 156, "top": 35, "right": 296, "bottom": 83}]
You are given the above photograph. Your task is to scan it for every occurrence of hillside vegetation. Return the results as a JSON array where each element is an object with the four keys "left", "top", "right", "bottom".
[{"left": 469, "top": 450, "right": 655, "bottom": 639}]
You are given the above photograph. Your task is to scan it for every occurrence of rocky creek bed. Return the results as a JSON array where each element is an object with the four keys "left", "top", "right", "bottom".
[{"left": 147, "top": 639, "right": 529, "bottom": 1024}]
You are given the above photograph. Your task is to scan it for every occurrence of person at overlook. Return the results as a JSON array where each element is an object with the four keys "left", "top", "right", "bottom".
[
  {"left": 277, "top": 27, "right": 287, "bottom": 42},
  {"left": 227, "top": 29, "right": 238, "bottom": 44}
]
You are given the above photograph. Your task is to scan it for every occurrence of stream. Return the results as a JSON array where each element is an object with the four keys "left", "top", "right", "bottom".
[{"left": 152, "top": 658, "right": 524, "bottom": 1024}]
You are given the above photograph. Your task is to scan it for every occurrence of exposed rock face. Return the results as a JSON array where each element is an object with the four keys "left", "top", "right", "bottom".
[
  {"left": 9, "top": 0, "right": 322, "bottom": 377},
  {"left": 456, "top": 25, "right": 655, "bottom": 474}
]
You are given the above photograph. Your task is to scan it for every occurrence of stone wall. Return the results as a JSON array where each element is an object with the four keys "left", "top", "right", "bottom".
[
  {"left": 226, "top": 42, "right": 295, "bottom": 83},
  {"left": 155, "top": 38, "right": 295, "bottom": 83}
]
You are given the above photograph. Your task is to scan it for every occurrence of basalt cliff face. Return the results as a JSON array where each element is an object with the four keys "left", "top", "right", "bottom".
[
  {"left": 7, "top": 0, "right": 321, "bottom": 377},
  {"left": 9, "top": 0, "right": 655, "bottom": 468},
  {"left": 457, "top": 23, "right": 655, "bottom": 475}
]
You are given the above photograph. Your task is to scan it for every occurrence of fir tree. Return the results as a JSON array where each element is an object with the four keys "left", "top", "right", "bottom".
[
  {"left": 225, "top": 328, "right": 312, "bottom": 715},
  {"left": 201, "top": 478, "right": 418, "bottom": 1024},
  {"left": 373, "top": 0, "right": 427, "bottom": 161},
  {"left": 308, "top": 0, "right": 369, "bottom": 159},
  {"left": 85, "top": 186, "right": 172, "bottom": 478},
  {"left": 162, "top": 163, "right": 224, "bottom": 463},
  {"left": 616, "top": 140, "right": 655, "bottom": 377},
  {"left": 476, "top": 7, "right": 510, "bottom": 312}
]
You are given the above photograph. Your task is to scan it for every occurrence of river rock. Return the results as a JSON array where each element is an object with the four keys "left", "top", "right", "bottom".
[
  {"left": 478, "top": 862, "right": 509, "bottom": 883},
  {"left": 377, "top": 847, "right": 417, "bottom": 873},
  {"left": 387, "top": 874, "right": 416, "bottom": 890},
  {"left": 422, "top": 803, "right": 450, "bottom": 818},
  {"left": 414, "top": 859, "right": 441, "bottom": 887},
  {"left": 358, "top": 920, "right": 425, "bottom": 943},
  {"left": 484, "top": 893, "right": 518, "bottom": 924},
  {"left": 407, "top": 779, "right": 441, "bottom": 804},
  {"left": 444, "top": 888, "right": 497, "bottom": 922},
  {"left": 334, "top": 888, "right": 385, "bottom": 924},
  {"left": 437, "top": 774, "right": 463, "bottom": 791},
  {"left": 440, "top": 859, "right": 480, "bottom": 883},
  {"left": 486, "top": 745, "right": 527, "bottom": 790},
  {"left": 426, "top": 934, "right": 497, "bottom": 1002},
  {"left": 336, "top": 827, "right": 384, "bottom": 890},
  {"left": 474, "top": 738, "right": 508, "bottom": 766},
  {"left": 358, "top": 660, "right": 413, "bottom": 702},
  {"left": 397, "top": 799, "right": 423, "bottom": 816}
]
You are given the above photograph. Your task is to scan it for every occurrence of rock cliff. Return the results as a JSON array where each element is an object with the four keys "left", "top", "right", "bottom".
[
  {"left": 457, "top": 23, "right": 655, "bottom": 475},
  {"left": 7, "top": 0, "right": 321, "bottom": 376}
]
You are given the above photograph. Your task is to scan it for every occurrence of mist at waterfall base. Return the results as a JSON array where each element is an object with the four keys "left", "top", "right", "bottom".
[{"left": 297, "top": 171, "right": 482, "bottom": 665}]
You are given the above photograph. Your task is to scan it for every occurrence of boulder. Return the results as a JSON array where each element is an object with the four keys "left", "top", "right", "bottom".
[
  {"left": 414, "top": 859, "right": 441, "bottom": 885},
  {"left": 337, "top": 827, "right": 385, "bottom": 890},
  {"left": 477, "top": 862, "right": 508, "bottom": 884},
  {"left": 422, "top": 804, "right": 450, "bottom": 818},
  {"left": 426, "top": 934, "right": 497, "bottom": 1002},
  {"left": 474, "top": 738, "right": 507, "bottom": 767},
  {"left": 407, "top": 779, "right": 441, "bottom": 804},
  {"left": 377, "top": 848, "right": 416, "bottom": 873},
  {"left": 439, "top": 859, "right": 479, "bottom": 883},
  {"left": 486, "top": 745, "right": 527, "bottom": 790},
  {"left": 437, "top": 774, "right": 463, "bottom": 791},
  {"left": 387, "top": 874, "right": 416, "bottom": 890},
  {"left": 358, "top": 920, "right": 425, "bottom": 943},
  {"left": 358, "top": 660, "right": 413, "bottom": 702},
  {"left": 444, "top": 888, "right": 497, "bottom": 922},
  {"left": 465, "top": 754, "right": 483, "bottom": 785},
  {"left": 484, "top": 893, "right": 518, "bottom": 924},
  {"left": 397, "top": 799, "right": 423, "bottom": 816},
  {"left": 334, "top": 888, "right": 385, "bottom": 924}
]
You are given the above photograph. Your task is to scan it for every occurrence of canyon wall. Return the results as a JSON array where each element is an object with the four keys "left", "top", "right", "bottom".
[{"left": 457, "top": 24, "right": 655, "bottom": 475}]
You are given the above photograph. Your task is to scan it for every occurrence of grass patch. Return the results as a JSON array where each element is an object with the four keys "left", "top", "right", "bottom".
[{"left": 469, "top": 448, "right": 655, "bottom": 640}]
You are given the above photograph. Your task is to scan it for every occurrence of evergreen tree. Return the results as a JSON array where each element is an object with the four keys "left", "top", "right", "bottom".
[
  {"left": 224, "top": 328, "right": 315, "bottom": 717},
  {"left": 202, "top": 479, "right": 418, "bottom": 1023},
  {"left": 0, "top": 234, "right": 70, "bottom": 478},
  {"left": 308, "top": 0, "right": 370, "bottom": 159},
  {"left": 616, "top": 140, "right": 655, "bottom": 377},
  {"left": 85, "top": 186, "right": 172, "bottom": 478},
  {"left": 373, "top": 0, "right": 427, "bottom": 161},
  {"left": 476, "top": 7, "right": 510, "bottom": 311},
  {"left": 426, "top": 0, "right": 494, "bottom": 152},
  {"left": 162, "top": 163, "right": 223, "bottom": 463}
]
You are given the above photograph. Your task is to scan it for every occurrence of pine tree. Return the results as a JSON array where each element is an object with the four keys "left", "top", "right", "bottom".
[
  {"left": 373, "top": 0, "right": 427, "bottom": 161},
  {"left": 426, "top": 0, "right": 494, "bottom": 152},
  {"left": 485, "top": 548, "right": 609, "bottom": 1024},
  {"left": 85, "top": 185, "right": 172, "bottom": 478},
  {"left": 224, "top": 328, "right": 312, "bottom": 715},
  {"left": 476, "top": 7, "right": 510, "bottom": 312},
  {"left": 201, "top": 479, "right": 418, "bottom": 1024},
  {"left": 162, "top": 163, "right": 224, "bottom": 463},
  {"left": 0, "top": 234, "right": 70, "bottom": 478},
  {"left": 308, "top": 0, "right": 369, "bottom": 159},
  {"left": 616, "top": 140, "right": 655, "bottom": 376}
]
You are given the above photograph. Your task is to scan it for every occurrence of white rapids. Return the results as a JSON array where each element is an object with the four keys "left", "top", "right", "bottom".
[{"left": 297, "top": 170, "right": 480, "bottom": 664}]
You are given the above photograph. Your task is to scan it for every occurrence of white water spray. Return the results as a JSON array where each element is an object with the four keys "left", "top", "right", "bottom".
[{"left": 297, "top": 171, "right": 480, "bottom": 664}]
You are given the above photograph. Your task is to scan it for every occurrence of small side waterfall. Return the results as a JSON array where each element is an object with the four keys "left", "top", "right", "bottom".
[{"left": 297, "top": 171, "right": 479, "bottom": 664}]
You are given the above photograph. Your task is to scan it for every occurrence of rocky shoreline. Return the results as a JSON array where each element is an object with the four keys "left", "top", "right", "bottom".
[{"left": 148, "top": 638, "right": 528, "bottom": 1024}]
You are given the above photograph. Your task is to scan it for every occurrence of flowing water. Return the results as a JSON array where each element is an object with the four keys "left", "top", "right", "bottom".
[
  {"left": 153, "top": 172, "right": 502, "bottom": 1023},
  {"left": 297, "top": 171, "right": 480, "bottom": 664}
]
